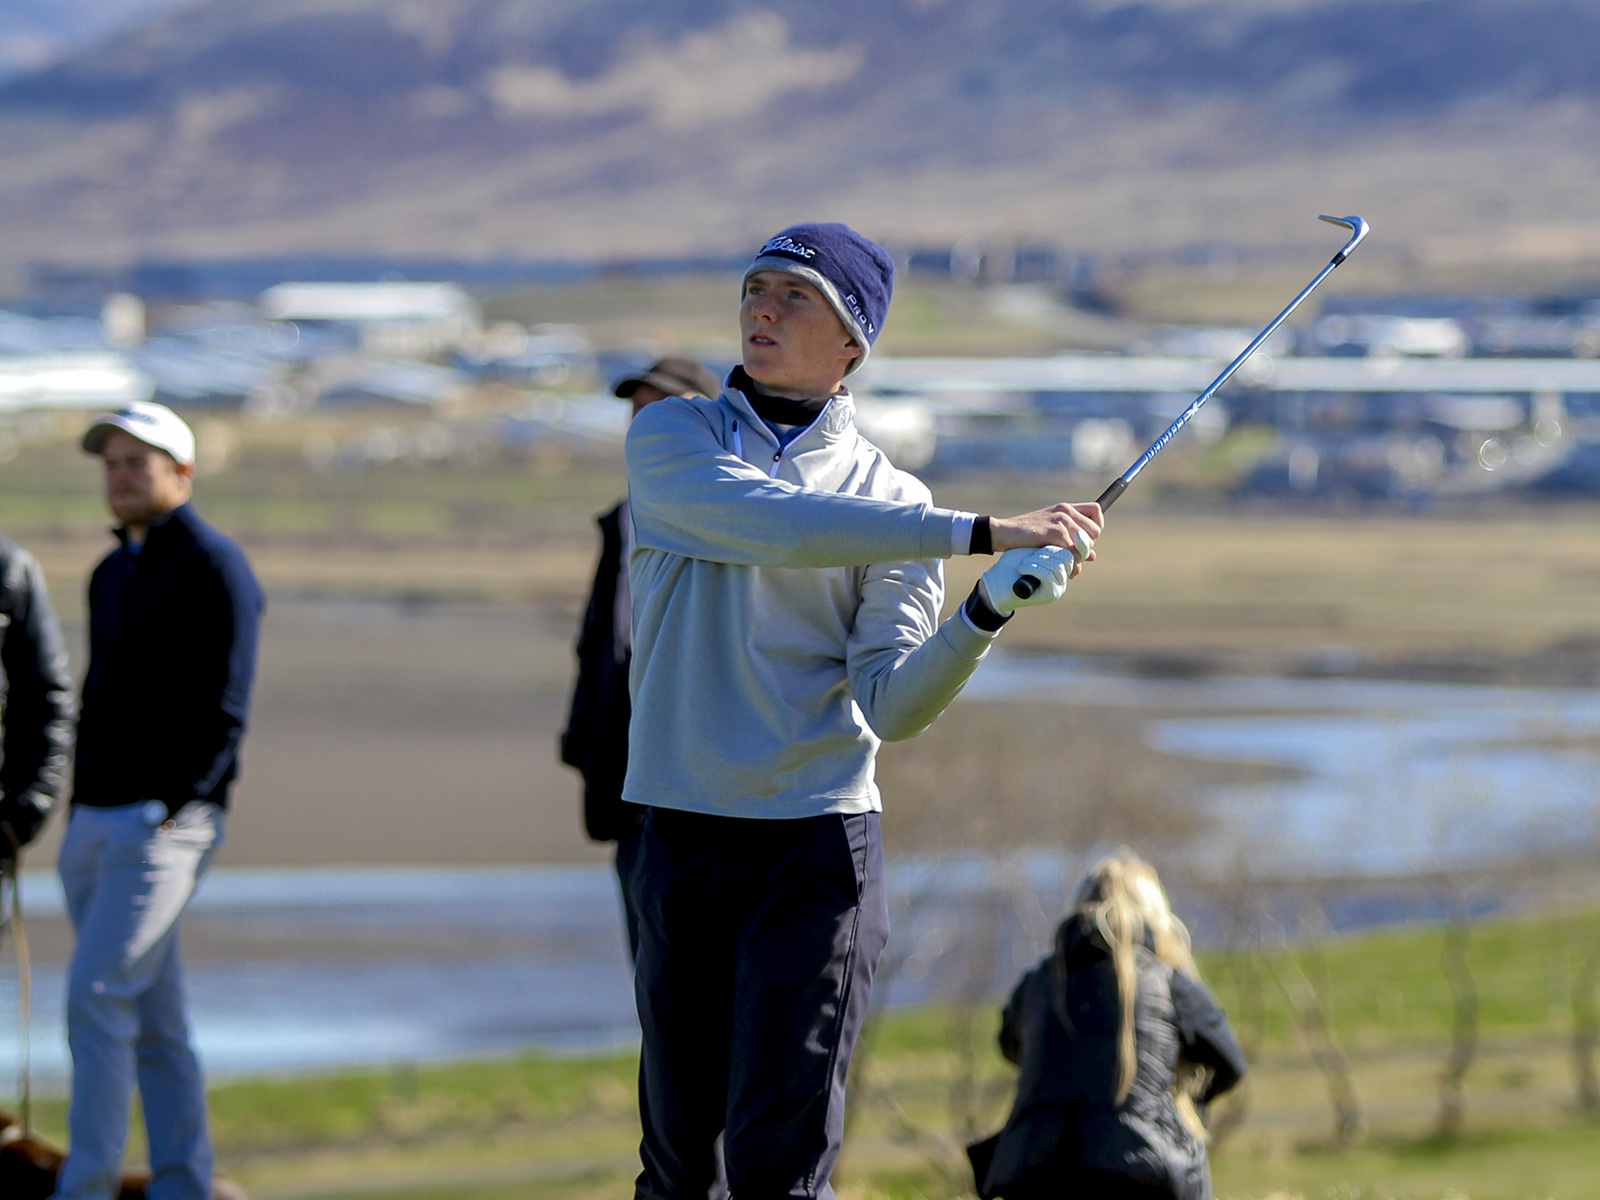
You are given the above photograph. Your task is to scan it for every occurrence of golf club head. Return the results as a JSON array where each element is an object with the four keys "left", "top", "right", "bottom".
[{"left": 1318, "top": 214, "right": 1370, "bottom": 261}]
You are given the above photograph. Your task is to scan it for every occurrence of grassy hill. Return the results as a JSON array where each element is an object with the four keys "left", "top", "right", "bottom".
[{"left": 3, "top": 0, "right": 1600, "bottom": 272}]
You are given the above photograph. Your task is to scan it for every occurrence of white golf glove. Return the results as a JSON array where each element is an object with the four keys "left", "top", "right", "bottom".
[{"left": 978, "top": 545, "right": 1077, "bottom": 619}]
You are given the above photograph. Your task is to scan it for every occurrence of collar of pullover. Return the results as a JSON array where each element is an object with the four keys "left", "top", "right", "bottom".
[
  {"left": 728, "top": 366, "right": 844, "bottom": 428},
  {"left": 113, "top": 501, "right": 190, "bottom": 551}
]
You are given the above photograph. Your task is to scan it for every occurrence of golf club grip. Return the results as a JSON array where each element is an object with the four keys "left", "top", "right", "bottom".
[
  {"left": 1010, "top": 480, "right": 1122, "bottom": 600},
  {"left": 1097, "top": 478, "right": 1127, "bottom": 510}
]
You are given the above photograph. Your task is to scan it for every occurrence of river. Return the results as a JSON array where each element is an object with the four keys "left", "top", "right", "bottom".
[{"left": 3, "top": 656, "right": 1595, "bottom": 1084}]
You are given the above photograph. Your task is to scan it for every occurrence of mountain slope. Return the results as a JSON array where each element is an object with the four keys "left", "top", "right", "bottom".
[{"left": 4, "top": 0, "right": 1599, "bottom": 268}]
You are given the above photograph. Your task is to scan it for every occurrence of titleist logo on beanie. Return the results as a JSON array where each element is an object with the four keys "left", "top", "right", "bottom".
[
  {"left": 745, "top": 222, "right": 895, "bottom": 374},
  {"left": 761, "top": 235, "right": 817, "bottom": 261}
]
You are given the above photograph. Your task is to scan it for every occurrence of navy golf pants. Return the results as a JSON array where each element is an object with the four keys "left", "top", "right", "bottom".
[{"left": 630, "top": 807, "right": 890, "bottom": 1200}]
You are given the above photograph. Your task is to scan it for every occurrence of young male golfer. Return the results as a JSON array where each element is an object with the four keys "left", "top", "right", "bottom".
[
  {"left": 53, "top": 402, "right": 262, "bottom": 1200},
  {"left": 0, "top": 535, "right": 74, "bottom": 864},
  {"left": 623, "top": 223, "right": 1103, "bottom": 1199}
]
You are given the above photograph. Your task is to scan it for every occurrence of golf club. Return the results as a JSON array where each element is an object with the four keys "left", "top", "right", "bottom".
[{"left": 1014, "top": 214, "right": 1370, "bottom": 598}]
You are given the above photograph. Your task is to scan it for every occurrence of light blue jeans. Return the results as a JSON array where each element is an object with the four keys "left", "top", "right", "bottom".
[{"left": 53, "top": 801, "right": 223, "bottom": 1200}]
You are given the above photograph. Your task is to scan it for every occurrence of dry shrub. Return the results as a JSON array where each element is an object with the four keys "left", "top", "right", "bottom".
[{"left": 876, "top": 701, "right": 1216, "bottom": 856}]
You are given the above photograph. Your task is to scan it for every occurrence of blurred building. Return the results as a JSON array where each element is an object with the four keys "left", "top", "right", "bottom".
[
  {"left": 1311, "top": 315, "right": 1470, "bottom": 359},
  {"left": 259, "top": 282, "right": 481, "bottom": 357},
  {"left": 0, "top": 352, "right": 153, "bottom": 412}
]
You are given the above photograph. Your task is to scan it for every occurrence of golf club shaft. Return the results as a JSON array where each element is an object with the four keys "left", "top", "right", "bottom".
[{"left": 1013, "top": 215, "right": 1369, "bottom": 599}]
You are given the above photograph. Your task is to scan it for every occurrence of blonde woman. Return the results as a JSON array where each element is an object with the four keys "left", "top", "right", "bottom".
[{"left": 969, "top": 852, "right": 1246, "bottom": 1200}]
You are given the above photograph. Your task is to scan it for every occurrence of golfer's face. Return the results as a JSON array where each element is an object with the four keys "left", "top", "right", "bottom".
[
  {"left": 740, "top": 270, "right": 859, "bottom": 393},
  {"left": 101, "top": 430, "right": 187, "bottom": 526}
]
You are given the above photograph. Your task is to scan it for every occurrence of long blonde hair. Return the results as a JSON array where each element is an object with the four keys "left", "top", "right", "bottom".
[{"left": 1063, "top": 849, "right": 1207, "bottom": 1139}]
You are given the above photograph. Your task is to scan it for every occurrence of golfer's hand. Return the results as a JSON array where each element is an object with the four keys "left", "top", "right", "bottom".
[
  {"left": 989, "top": 503, "right": 1103, "bottom": 578},
  {"left": 979, "top": 546, "right": 1076, "bottom": 618}
]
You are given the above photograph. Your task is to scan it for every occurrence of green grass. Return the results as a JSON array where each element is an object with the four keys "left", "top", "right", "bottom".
[
  {"left": 1212, "top": 1120, "right": 1600, "bottom": 1200},
  {"left": 18, "top": 906, "right": 1581, "bottom": 1198},
  {"left": 1201, "top": 908, "right": 1600, "bottom": 1051},
  {"left": 206, "top": 1053, "right": 639, "bottom": 1157}
]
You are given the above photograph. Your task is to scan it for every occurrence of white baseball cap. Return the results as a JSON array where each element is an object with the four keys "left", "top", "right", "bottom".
[{"left": 81, "top": 401, "right": 196, "bottom": 467}]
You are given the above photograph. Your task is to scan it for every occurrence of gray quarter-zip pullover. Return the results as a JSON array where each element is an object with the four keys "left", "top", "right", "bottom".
[{"left": 622, "top": 383, "right": 995, "bottom": 819}]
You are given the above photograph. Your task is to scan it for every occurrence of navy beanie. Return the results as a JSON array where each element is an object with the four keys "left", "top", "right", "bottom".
[{"left": 743, "top": 222, "right": 894, "bottom": 375}]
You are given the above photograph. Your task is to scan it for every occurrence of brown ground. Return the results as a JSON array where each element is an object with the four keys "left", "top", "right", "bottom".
[
  {"left": 23, "top": 591, "right": 600, "bottom": 870},
  {"left": 9, "top": 440, "right": 1600, "bottom": 868}
]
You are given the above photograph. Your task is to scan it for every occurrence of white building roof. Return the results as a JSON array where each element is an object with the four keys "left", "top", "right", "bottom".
[
  {"left": 0, "top": 353, "right": 154, "bottom": 412},
  {"left": 258, "top": 282, "right": 476, "bottom": 323}
]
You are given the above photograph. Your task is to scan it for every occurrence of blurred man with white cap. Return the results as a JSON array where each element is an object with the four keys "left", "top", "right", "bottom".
[{"left": 52, "top": 401, "right": 262, "bottom": 1200}]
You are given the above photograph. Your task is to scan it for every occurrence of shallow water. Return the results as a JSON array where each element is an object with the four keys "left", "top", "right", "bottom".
[
  {"left": 1, "top": 865, "right": 642, "bottom": 1086},
  {"left": 965, "top": 654, "right": 1600, "bottom": 874},
  {"left": 0, "top": 857, "right": 1075, "bottom": 1085},
  {"left": 2, "top": 660, "right": 1596, "bottom": 1082}
]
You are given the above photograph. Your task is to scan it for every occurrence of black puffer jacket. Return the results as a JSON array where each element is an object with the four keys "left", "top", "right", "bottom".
[
  {"left": 974, "top": 913, "right": 1246, "bottom": 1200},
  {"left": 559, "top": 502, "right": 641, "bottom": 842},
  {"left": 0, "top": 536, "right": 75, "bottom": 850}
]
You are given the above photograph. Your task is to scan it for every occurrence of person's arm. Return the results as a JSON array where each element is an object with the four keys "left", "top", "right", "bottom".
[
  {"left": 627, "top": 398, "right": 1104, "bottom": 569},
  {"left": 166, "top": 552, "right": 263, "bottom": 811},
  {"left": 0, "top": 545, "right": 75, "bottom": 851},
  {"left": 846, "top": 556, "right": 999, "bottom": 742},
  {"left": 1170, "top": 969, "right": 1248, "bottom": 1102},
  {"left": 560, "top": 515, "right": 616, "bottom": 770},
  {"left": 997, "top": 971, "right": 1033, "bottom": 1066},
  {"left": 847, "top": 537, "right": 1090, "bottom": 742},
  {"left": 625, "top": 398, "right": 963, "bottom": 567}
]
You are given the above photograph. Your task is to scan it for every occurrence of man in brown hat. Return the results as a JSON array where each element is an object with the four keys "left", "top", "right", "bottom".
[
  {"left": 560, "top": 356, "right": 723, "bottom": 961},
  {"left": 611, "top": 357, "right": 723, "bottom": 417}
]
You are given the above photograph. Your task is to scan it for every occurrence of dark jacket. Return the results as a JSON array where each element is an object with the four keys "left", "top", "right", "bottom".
[
  {"left": 559, "top": 502, "right": 640, "bottom": 841},
  {"left": 73, "top": 504, "right": 263, "bottom": 816},
  {"left": 973, "top": 913, "right": 1246, "bottom": 1200},
  {"left": 0, "top": 536, "right": 75, "bottom": 849}
]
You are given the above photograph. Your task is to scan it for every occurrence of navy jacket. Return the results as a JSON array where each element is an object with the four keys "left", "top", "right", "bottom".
[
  {"left": 559, "top": 502, "right": 640, "bottom": 841},
  {"left": 73, "top": 504, "right": 263, "bottom": 815},
  {"left": 973, "top": 914, "right": 1246, "bottom": 1200},
  {"left": 0, "top": 536, "right": 75, "bottom": 848}
]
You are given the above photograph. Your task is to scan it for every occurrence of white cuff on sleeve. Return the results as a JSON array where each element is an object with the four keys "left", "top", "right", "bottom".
[{"left": 950, "top": 512, "right": 977, "bottom": 556}]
